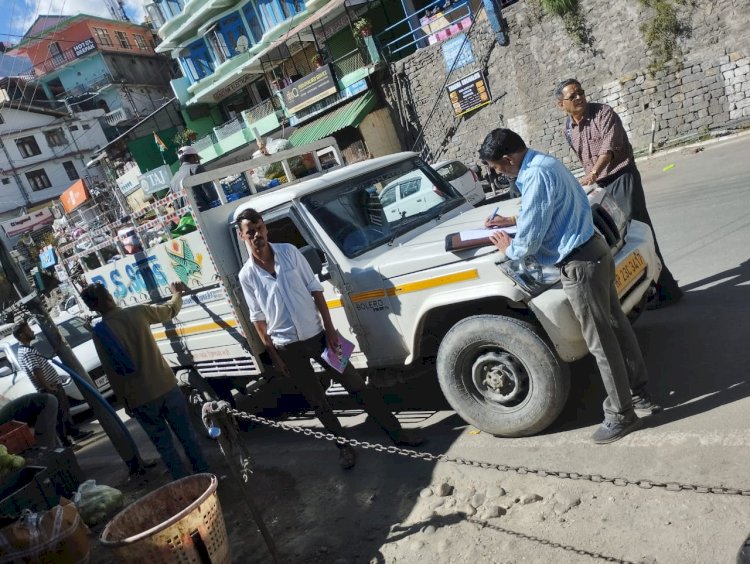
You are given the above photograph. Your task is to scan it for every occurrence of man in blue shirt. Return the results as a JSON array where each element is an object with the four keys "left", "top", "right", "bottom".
[
  {"left": 479, "top": 129, "right": 660, "bottom": 443},
  {"left": 236, "top": 207, "right": 422, "bottom": 469}
]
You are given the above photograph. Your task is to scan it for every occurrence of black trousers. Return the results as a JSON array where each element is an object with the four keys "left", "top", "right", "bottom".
[{"left": 598, "top": 165, "right": 680, "bottom": 296}]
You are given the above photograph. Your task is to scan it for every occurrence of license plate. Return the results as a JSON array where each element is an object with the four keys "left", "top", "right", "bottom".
[
  {"left": 95, "top": 375, "right": 108, "bottom": 389},
  {"left": 615, "top": 250, "right": 646, "bottom": 297}
]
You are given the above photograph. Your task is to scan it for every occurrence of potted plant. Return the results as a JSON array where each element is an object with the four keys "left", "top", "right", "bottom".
[
  {"left": 173, "top": 128, "right": 197, "bottom": 146},
  {"left": 353, "top": 18, "right": 373, "bottom": 38}
]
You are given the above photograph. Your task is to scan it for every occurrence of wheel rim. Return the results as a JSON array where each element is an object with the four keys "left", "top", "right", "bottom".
[{"left": 464, "top": 345, "right": 530, "bottom": 410}]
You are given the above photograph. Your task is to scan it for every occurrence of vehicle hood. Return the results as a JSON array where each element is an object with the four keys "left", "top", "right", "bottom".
[
  {"left": 53, "top": 340, "right": 101, "bottom": 376},
  {"left": 377, "top": 199, "right": 520, "bottom": 279}
]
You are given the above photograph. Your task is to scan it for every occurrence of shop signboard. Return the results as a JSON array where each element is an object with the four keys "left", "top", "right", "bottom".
[
  {"left": 0, "top": 208, "right": 54, "bottom": 238},
  {"left": 213, "top": 73, "right": 254, "bottom": 102},
  {"left": 39, "top": 246, "right": 57, "bottom": 269},
  {"left": 60, "top": 179, "right": 89, "bottom": 213},
  {"left": 73, "top": 38, "right": 96, "bottom": 58},
  {"left": 140, "top": 165, "right": 173, "bottom": 195},
  {"left": 446, "top": 70, "right": 491, "bottom": 117},
  {"left": 116, "top": 166, "right": 142, "bottom": 196},
  {"left": 280, "top": 65, "right": 338, "bottom": 115}
]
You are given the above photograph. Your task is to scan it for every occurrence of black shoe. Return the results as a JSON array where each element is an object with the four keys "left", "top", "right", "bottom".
[
  {"left": 591, "top": 417, "right": 643, "bottom": 444},
  {"left": 632, "top": 394, "right": 663, "bottom": 417},
  {"left": 338, "top": 445, "right": 356, "bottom": 470},
  {"left": 69, "top": 429, "right": 94, "bottom": 441},
  {"left": 646, "top": 286, "right": 683, "bottom": 310},
  {"left": 390, "top": 428, "right": 424, "bottom": 447}
]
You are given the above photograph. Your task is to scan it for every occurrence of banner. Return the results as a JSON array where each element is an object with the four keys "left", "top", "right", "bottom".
[
  {"left": 0, "top": 208, "right": 54, "bottom": 238},
  {"left": 115, "top": 166, "right": 142, "bottom": 196},
  {"left": 60, "top": 179, "right": 89, "bottom": 213},
  {"left": 140, "top": 164, "right": 173, "bottom": 195}
]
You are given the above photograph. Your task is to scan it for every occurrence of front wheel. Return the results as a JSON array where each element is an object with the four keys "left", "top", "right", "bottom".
[{"left": 436, "top": 315, "right": 570, "bottom": 437}]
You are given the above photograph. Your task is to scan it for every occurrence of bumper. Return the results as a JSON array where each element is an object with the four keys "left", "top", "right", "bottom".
[{"left": 528, "top": 220, "right": 661, "bottom": 362}]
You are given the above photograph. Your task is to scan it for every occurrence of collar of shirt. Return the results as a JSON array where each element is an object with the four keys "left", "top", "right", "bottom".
[{"left": 514, "top": 148, "right": 537, "bottom": 194}]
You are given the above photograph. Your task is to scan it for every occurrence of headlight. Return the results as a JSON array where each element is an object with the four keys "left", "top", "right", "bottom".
[
  {"left": 598, "top": 193, "right": 627, "bottom": 240},
  {"left": 499, "top": 256, "right": 560, "bottom": 296}
]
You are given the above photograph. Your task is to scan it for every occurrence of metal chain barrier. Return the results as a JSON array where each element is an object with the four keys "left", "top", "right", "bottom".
[{"left": 208, "top": 405, "right": 750, "bottom": 498}]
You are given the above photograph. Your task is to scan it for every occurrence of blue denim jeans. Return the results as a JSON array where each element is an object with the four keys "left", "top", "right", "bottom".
[{"left": 131, "top": 386, "right": 209, "bottom": 479}]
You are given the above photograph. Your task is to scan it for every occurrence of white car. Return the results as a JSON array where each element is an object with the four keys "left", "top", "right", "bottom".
[
  {"left": 0, "top": 314, "right": 114, "bottom": 416},
  {"left": 433, "top": 159, "right": 485, "bottom": 207}
]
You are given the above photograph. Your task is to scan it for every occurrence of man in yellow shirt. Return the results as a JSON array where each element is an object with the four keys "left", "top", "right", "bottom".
[{"left": 80, "top": 281, "right": 209, "bottom": 480}]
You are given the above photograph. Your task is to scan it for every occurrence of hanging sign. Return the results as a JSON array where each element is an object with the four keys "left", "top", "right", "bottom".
[
  {"left": 446, "top": 70, "right": 491, "bottom": 117},
  {"left": 280, "top": 65, "right": 337, "bottom": 115}
]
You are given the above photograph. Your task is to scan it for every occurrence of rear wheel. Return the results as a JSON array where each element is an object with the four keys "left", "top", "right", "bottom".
[{"left": 436, "top": 315, "right": 569, "bottom": 437}]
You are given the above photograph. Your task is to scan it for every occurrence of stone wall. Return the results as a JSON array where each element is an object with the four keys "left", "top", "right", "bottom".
[{"left": 380, "top": 0, "right": 750, "bottom": 169}]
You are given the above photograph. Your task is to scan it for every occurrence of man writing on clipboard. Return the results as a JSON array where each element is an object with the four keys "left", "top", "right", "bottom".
[{"left": 236, "top": 208, "right": 423, "bottom": 470}]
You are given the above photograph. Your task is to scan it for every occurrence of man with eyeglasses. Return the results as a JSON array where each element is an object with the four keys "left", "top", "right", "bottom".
[{"left": 555, "top": 78, "right": 682, "bottom": 310}]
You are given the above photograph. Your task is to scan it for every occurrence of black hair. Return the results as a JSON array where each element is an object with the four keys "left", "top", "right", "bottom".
[
  {"left": 12, "top": 320, "right": 29, "bottom": 341},
  {"left": 478, "top": 129, "right": 527, "bottom": 162},
  {"left": 555, "top": 78, "right": 581, "bottom": 100},
  {"left": 235, "top": 208, "right": 263, "bottom": 226},
  {"left": 80, "top": 283, "right": 109, "bottom": 311}
]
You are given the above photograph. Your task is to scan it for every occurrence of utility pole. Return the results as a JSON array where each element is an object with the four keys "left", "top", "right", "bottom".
[{"left": 0, "top": 235, "right": 146, "bottom": 474}]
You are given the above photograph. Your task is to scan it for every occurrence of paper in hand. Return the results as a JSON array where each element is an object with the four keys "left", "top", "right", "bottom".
[{"left": 321, "top": 331, "right": 355, "bottom": 374}]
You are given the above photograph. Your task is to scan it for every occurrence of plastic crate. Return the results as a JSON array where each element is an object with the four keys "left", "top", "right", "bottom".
[
  {"left": 0, "top": 421, "right": 36, "bottom": 454},
  {"left": 24, "top": 447, "right": 83, "bottom": 499},
  {"left": 0, "top": 466, "right": 59, "bottom": 520}
]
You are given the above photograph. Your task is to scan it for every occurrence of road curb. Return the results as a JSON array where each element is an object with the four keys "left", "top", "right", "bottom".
[{"left": 635, "top": 128, "right": 750, "bottom": 164}]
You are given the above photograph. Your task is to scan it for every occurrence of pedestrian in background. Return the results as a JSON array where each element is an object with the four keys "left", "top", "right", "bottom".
[
  {"left": 480, "top": 128, "right": 661, "bottom": 443},
  {"left": 236, "top": 207, "right": 423, "bottom": 469},
  {"left": 80, "top": 281, "right": 209, "bottom": 480},
  {"left": 555, "top": 78, "right": 682, "bottom": 309},
  {"left": 13, "top": 321, "right": 93, "bottom": 447},
  {"left": 170, "top": 145, "right": 219, "bottom": 211}
]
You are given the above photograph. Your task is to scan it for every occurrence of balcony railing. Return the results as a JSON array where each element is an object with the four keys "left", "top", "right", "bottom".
[
  {"left": 58, "top": 72, "right": 114, "bottom": 99},
  {"left": 214, "top": 116, "right": 246, "bottom": 141},
  {"left": 243, "top": 99, "right": 276, "bottom": 124},
  {"left": 40, "top": 43, "right": 98, "bottom": 74},
  {"left": 192, "top": 132, "right": 218, "bottom": 152},
  {"left": 332, "top": 49, "right": 369, "bottom": 78}
]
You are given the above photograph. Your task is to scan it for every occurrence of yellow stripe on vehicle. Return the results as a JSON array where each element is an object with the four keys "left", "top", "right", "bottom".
[
  {"left": 350, "top": 289, "right": 387, "bottom": 302},
  {"left": 386, "top": 269, "right": 479, "bottom": 296},
  {"left": 153, "top": 319, "right": 239, "bottom": 340},
  {"left": 327, "top": 298, "right": 343, "bottom": 309}
]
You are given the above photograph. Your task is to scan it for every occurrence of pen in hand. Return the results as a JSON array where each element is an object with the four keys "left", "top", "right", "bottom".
[{"left": 488, "top": 206, "right": 499, "bottom": 221}]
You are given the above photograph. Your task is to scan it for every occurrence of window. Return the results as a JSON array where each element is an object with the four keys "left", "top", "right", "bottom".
[
  {"left": 134, "top": 34, "right": 148, "bottom": 50},
  {"left": 242, "top": 2, "right": 264, "bottom": 42},
  {"left": 181, "top": 39, "right": 214, "bottom": 82},
  {"left": 26, "top": 169, "right": 52, "bottom": 191},
  {"left": 115, "top": 31, "right": 131, "bottom": 49},
  {"left": 69, "top": 125, "right": 79, "bottom": 131},
  {"left": 48, "top": 42, "right": 63, "bottom": 64},
  {"left": 82, "top": 124, "right": 90, "bottom": 130},
  {"left": 15, "top": 136, "right": 41, "bottom": 158},
  {"left": 400, "top": 179, "right": 422, "bottom": 198},
  {"left": 44, "top": 128, "right": 66, "bottom": 147},
  {"left": 63, "top": 161, "right": 79, "bottom": 181},
  {"left": 281, "top": 0, "right": 304, "bottom": 18},
  {"left": 1, "top": 178, "right": 10, "bottom": 185},
  {"left": 93, "top": 28, "right": 113, "bottom": 47}
]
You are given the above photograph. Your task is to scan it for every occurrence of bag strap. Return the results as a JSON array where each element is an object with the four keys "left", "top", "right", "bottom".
[{"left": 565, "top": 116, "right": 572, "bottom": 148}]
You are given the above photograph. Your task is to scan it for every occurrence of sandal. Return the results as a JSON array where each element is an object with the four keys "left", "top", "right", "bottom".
[{"left": 338, "top": 445, "right": 356, "bottom": 470}]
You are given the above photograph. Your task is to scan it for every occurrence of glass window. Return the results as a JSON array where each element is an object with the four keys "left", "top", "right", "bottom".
[
  {"left": 399, "top": 179, "right": 421, "bottom": 198},
  {"left": 24, "top": 317, "right": 92, "bottom": 358},
  {"left": 115, "top": 31, "right": 131, "bottom": 49},
  {"left": 93, "top": 28, "right": 113, "bottom": 47},
  {"left": 63, "top": 161, "right": 79, "bottom": 181},
  {"left": 436, "top": 161, "right": 468, "bottom": 182},
  {"left": 242, "top": 1, "right": 264, "bottom": 42},
  {"left": 25, "top": 169, "right": 52, "bottom": 191},
  {"left": 44, "top": 128, "right": 66, "bottom": 147},
  {"left": 182, "top": 39, "right": 214, "bottom": 81},
  {"left": 302, "top": 158, "right": 463, "bottom": 258},
  {"left": 16, "top": 136, "right": 41, "bottom": 158},
  {"left": 217, "top": 13, "right": 247, "bottom": 57},
  {"left": 134, "top": 34, "right": 148, "bottom": 50}
]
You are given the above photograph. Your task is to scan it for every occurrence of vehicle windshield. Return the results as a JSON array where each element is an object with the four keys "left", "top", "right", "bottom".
[
  {"left": 301, "top": 157, "right": 463, "bottom": 258},
  {"left": 10, "top": 317, "right": 92, "bottom": 359}
]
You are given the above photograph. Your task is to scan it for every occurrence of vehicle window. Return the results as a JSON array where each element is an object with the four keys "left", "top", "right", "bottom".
[
  {"left": 399, "top": 179, "right": 421, "bottom": 198},
  {"left": 30, "top": 317, "right": 92, "bottom": 357},
  {"left": 0, "top": 354, "right": 13, "bottom": 375},
  {"left": 436, "top": 161, "right": 468, "bottom": 182},
  {"left": 302, "top": 157, "right": 463, "bottom": 258}
]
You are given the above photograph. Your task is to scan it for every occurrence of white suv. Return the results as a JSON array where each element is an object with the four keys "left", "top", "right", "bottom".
[{"left": 0, "top": 313, "right": 114, "bottom": 416}]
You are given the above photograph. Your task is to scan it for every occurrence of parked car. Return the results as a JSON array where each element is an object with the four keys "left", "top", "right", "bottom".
[
  {"left": 433, "top": 159, "right": 485, "bottom": 206},
  {"left": 0, "top": 313, "right": 113, "bottom": 416}
]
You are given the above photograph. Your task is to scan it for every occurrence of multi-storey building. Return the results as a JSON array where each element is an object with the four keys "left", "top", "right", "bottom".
[
  {"left": 147, "top": 0, "right": 425, "bottom": 166},
  {"left": 13, "top": 14, "right": 177, "bottom": 135}
]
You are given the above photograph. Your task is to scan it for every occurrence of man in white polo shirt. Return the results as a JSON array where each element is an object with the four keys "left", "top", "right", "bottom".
[{"left": 237, "top": 208, "right": 423, "bottom": 469}]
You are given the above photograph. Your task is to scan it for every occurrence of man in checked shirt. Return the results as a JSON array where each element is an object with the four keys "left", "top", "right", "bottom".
[
  {"left": 13, "top": 320, "right": 93, "bottom": 446},
  {"left": 556, "top": 78, "right": 683, "bottom": 309}
]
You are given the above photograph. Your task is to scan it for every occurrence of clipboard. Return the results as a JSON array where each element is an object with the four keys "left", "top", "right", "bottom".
[{"left": 445, "top": 227, "right": 516, "bottom": 252}]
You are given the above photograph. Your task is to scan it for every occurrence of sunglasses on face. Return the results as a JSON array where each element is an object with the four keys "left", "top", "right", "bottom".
[{"left": 562, "top": 89, "right": 585, "bottom": 101}]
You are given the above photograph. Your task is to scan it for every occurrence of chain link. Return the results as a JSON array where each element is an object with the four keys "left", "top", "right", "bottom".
[{"left": 210, "top": 404, "right": 749, "bottom": 498}]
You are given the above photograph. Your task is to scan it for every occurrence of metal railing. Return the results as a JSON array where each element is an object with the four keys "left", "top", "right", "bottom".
[
  {"left": 193, "top": 132, "right": 218, "bottom": 152},
  {"left": 58, "top": 72, "right": 113, "bottom": 99},
  {"left": 214, "top": 117, "right": 246, "bottom": 141},
  {"left": 41, "top": 43, "right": 98, "bottom": 74},
  {"left": 332, "top": 49, "right": 368, "bottom": 78},
  {"left": 243, "top": 98, "right": 276, "bottom": 124}
]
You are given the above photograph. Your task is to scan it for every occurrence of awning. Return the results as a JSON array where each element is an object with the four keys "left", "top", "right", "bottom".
[{"left": 288, "top": 92, "right": 377, "bottom": 147}]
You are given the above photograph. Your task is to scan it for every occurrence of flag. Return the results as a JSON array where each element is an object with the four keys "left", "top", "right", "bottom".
[{"left": 153, "top": 131, "right": 167, "bottom": 152}]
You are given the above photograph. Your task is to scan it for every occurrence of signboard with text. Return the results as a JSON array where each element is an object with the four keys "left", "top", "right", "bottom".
[
  {"left": 446, "top": 70, "right": 491, "bottom": 117},
  {"left": 0, "top": 208, "right": 54, "bottom": 238},
  {"left": 140, "top": 164, "right": 173, "bottom": 195},
  {"left": 213, "top": 73, "right": 254, "bottom": 102},
  {"left": 280, "top": 65, "right": 338, "bottom": 115},
  {"left": 442, "top": 34, "right": 474, "bottom": 72},
  {"left": 73, "top": 38, "right": 96, "bottom": 58},
  {"left": 116, "top": 166, "right": 142, "bottom": 196},
  {"left": 60, "top": 179, "right": 89, "bottom": 213}
]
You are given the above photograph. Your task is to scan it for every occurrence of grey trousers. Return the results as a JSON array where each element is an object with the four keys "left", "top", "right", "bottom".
[
  {"left": 560, "top": 235, "right": 649, "bottom": 422},
  {"left": 597, "top": 165, "right": 680, "bottom": 296},
  {"left": 276, "top": 332, "right": 402, "bottom": 442}
]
